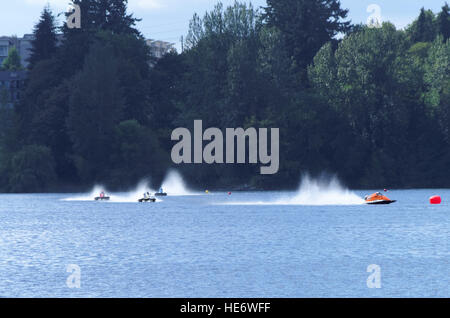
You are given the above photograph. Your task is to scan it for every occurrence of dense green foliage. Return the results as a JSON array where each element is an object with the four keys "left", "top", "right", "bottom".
[
  {"left": 263, "top": 0, "right": 351, "bottom": 84},
  {"left": 8, "top": 145, "right": 57, "bottom": 193},
  {"left": 0, "top": 0, "right": 450, "bottom": 192},
  {"left": 1, "top": 46, "right": 22, "bottom": 71}
]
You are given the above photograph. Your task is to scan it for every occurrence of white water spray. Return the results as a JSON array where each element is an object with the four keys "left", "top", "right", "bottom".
[
  {"left": 62, "top": 185, "right": 106, "bottom": 201},
  {"left": 279, "top": 175, "right": 365, "bottom": 205},
  {"left": 110, "top": 180, "right": 158, "bottom": 203},
  {"left": 160, "top": 170, "right": 198, "bottom": 196},
  {"left": 222, "top": 175, "right": 365, "bottom": 206}
]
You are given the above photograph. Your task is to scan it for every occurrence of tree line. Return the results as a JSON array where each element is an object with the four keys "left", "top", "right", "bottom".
[{"left": 0, "top": 0, "right": 449, "bottom": 192}]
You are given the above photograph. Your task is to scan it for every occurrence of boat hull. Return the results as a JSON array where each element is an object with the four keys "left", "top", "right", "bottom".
[
  {"left": 139, "top": 198, "right": 156, "bottom": 203},
  {"left": 366, "top": 200, "right": 396, "bottom": 205},
  {"left": 95, "top": 197, "right": 110, "bottom": 201}
]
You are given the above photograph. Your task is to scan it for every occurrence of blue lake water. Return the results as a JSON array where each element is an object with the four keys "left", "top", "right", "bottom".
[{"left": 0, "top": 187, "right": 449, "bottom": 298}]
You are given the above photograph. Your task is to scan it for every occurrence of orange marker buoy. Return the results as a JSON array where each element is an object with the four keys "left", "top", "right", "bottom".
[{"left": 430, "top": 196, "right": 441, "bottom": 204}]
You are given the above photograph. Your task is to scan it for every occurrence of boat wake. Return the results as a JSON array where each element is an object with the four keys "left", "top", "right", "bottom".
[
  {"left": 62, "top": 181, "right": 162, "bottom": 203},
  {"left": 62, "top": 185, "right": 105, "bottom": 202},
  {"left": 109, "top": 181, "right": 160, "bottom": 203},
  {"left": 222, "top": 175, "right": 365, "bottom": 206},
  {"left": 279, "top": 176, "right": 364, "bottom": 205}
]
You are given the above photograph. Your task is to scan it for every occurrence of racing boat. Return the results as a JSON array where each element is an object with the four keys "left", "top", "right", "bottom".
[
  {"left": 139, "top": 192, "right": 156, "bottom": 202},
  {"left": 365, "top": 192, "right": 396, "bottom": 205},
  {"left": 95, "top": 192, "right": 110, "bottom": 201},
  {"left": 155, "top": 188, "right": 167, "bottom": 197}
]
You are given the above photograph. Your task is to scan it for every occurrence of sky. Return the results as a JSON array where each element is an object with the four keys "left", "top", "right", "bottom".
[{"left": 0, "top": 0, "right": 447, "bottom": 51}]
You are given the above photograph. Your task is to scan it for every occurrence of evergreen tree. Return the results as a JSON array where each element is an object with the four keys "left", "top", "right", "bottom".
[
  {"left": 66, "top": 41, "right": 125, "bottom": 183},
  {"left": 65, "top": 0, "right": 140, "bottom": 35},
  {"left": 59, "top": 0, "right": 142, "bottom": 78},
  {"left": 96, "top": 0, "right": 141, "bottom": 35},
  {"left": 263, "top": 0, "right": 351, "bottom": 83},
  {"left": 437, "top": 2, "right": 450, "bottom": 41},
  {"left": 28, "top": 5, "right": 58, "bottom": 69},
  {"left": 410, "top": 8, "right": 437, "bottom": 43}
]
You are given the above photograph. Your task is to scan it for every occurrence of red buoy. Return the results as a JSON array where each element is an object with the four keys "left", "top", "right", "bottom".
[{"left": 430, "top": 196, "right": 442, "bottom": 204}]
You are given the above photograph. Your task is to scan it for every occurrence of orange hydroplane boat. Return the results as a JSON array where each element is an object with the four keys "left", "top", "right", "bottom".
[{"left": 364, "top": 192, "right": 396, "bottom": 205}]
